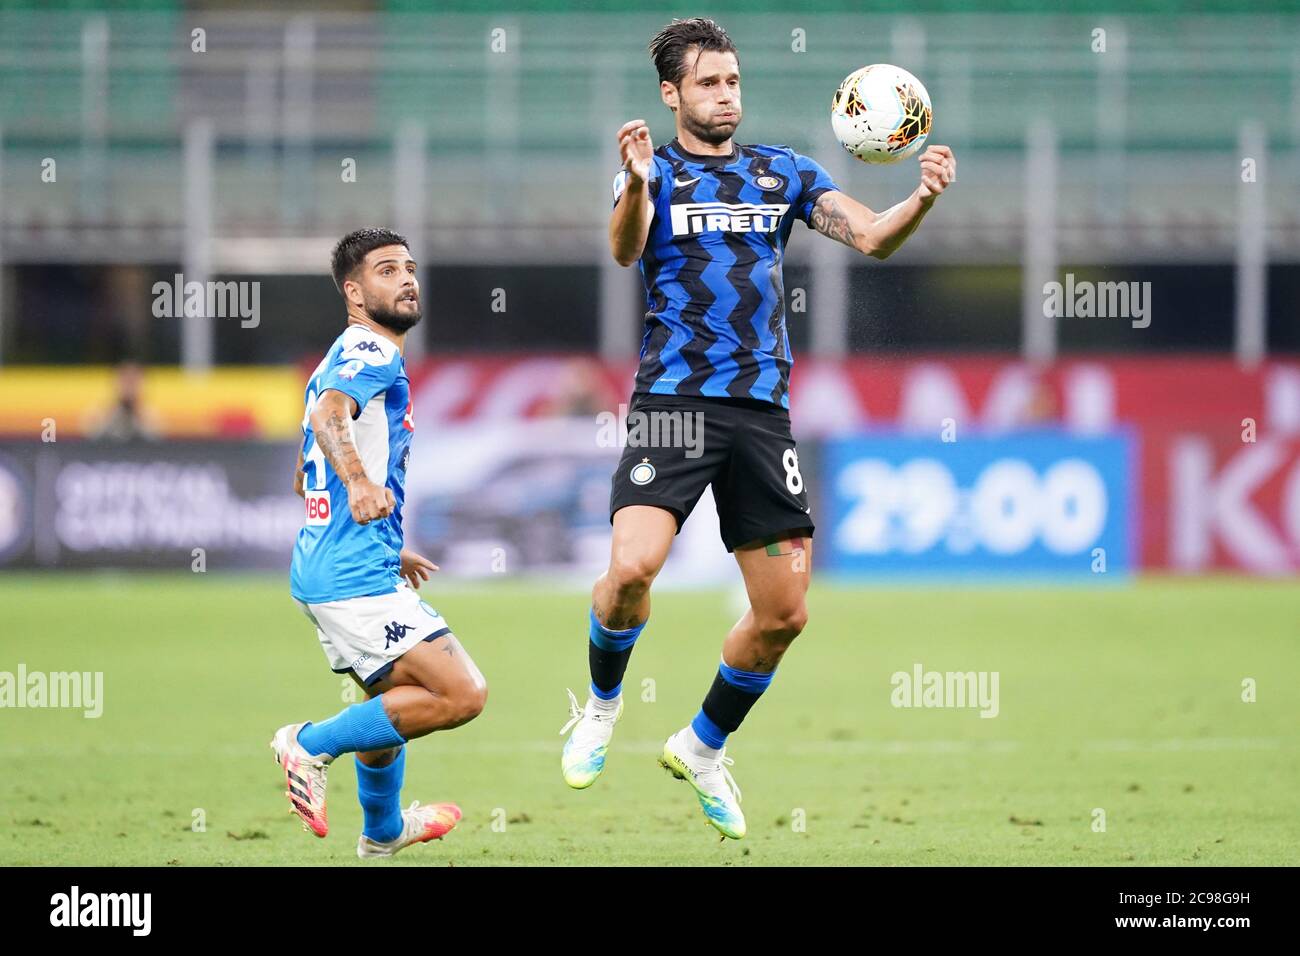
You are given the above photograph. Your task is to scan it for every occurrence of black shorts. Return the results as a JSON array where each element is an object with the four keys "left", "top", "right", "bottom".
[{"left": 608, "top": 392, "right": 814, "bottom": 552}]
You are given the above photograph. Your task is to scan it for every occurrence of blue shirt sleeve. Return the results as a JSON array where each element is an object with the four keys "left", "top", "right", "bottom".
[
  {"left": 793, "top": 151, "right": 840, "bottom": 225},
  {"left": 611, "top": 161, "right": 661, "bottom": 210},
  {"left": 318, "top": 339, "right": 400, "bottom": 416}
]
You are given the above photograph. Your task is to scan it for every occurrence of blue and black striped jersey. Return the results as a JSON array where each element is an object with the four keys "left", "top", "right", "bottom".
[{"left": 613, "top": 138, "right": 840, "bottom": 409}]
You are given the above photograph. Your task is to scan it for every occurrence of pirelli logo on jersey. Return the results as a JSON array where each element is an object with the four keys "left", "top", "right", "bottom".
[{"left": 669, "top": 201, "right": 790, "bottom": 236}]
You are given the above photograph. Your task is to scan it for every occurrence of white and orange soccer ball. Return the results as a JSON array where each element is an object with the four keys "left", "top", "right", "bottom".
[{"left": 830, "top": 63, "right": 933, "bottom": 165}]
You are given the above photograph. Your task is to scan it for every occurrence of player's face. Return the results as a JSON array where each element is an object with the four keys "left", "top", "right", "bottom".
[
  {"left": 352, "top": 244, "right": 421, "bottom": 333},
  {"left": 665, "top": 48, "right": 741, "bottom": 146}
]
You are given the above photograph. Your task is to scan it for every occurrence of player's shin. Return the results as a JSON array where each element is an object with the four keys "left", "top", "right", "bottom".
[
  {"left": 587, "top": 607, "right": 646, "bottom": 708},
  {"left": 295, "top": 695, "right": 407, "bottom": 758},
  {"left": 355, "top": 747, "right": 406, "bottom": 843},
  {"left": 686, "top": 662, "right": 775, "bottom": 755}
]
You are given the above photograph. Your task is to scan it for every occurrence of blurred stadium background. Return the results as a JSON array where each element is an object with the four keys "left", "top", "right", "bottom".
[
  {"left": 1, "top": 0, "right": 1298, "bottom": 581},
  {"left": 1, "top": 0, "right": 1299, "bottom": 866}
]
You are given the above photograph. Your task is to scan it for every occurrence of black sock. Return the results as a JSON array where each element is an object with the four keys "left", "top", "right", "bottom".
[
  {"left": 692, "top": 664, "right": 776, "bottom": 748},
  {"left": 586, "top": 609, "right": 646, "bottom": 700},
  {"left": 589, "top": 641, "right": 635, "bottom": 697}
]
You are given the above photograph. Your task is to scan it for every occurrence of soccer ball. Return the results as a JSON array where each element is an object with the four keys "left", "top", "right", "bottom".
[{"left": 831, "top": 64, "right": 933, "bottom": 165}]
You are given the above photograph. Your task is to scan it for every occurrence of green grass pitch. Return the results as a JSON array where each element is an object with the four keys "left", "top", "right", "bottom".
[{"left": 1, "top": 573, "right": 1296, "bottom": 866}]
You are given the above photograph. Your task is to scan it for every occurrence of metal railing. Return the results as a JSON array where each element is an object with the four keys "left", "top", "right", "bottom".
[{"left": 0, "top": 10, "right": 1297, "bottom": 366}]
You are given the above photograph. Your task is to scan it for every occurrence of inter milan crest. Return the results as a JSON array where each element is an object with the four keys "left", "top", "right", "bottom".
[{"left": 630, "top": 458, "right": 656, "bottom": 486}]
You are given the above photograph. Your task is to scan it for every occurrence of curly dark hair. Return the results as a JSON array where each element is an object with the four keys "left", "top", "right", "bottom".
[
  {"left": 330, "top": 227, "right": 409, "bottom": 295},
  {"left": 649, "top": 17, "right": 738, "bottom": 87}
]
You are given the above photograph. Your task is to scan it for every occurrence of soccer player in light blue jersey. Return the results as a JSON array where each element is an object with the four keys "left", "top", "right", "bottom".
[{"left": 271, "top": 228, "right": 488, "bottom": 859}]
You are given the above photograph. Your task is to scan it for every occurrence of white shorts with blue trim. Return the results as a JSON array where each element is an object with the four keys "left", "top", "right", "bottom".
[{"left": 294, "top": 581, "right": 452, "bottom": 686}]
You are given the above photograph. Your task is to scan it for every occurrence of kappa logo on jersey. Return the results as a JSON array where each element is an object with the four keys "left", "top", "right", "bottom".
[
  {"left": 348, "top": 340, "right": 384, "bottom": 355},
  {"left": 383, "top": 621, "right": 416, "bottom": 648},
  {"left": 669, "top": 201, "right": 790, "bottom": 236}
]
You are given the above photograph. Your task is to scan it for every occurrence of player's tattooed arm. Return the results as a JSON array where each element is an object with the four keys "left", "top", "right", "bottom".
[
  {"left": 811, "top": 145, "right": 955, "bottom": 260},
  {"left": 809, "top": 192, "right": 861, "bottom": 250},
  {"left": 310, "top": 389, "right": 395, "bottom": 525},
  {"left": 311, "top": 391, "right": 366, "bottom": 485},
  {"left": 294, "top": 447, "right": 305, "bottom": 498},
  {"left": 812, "top": 189, "right": 931, "bottom": 260}
]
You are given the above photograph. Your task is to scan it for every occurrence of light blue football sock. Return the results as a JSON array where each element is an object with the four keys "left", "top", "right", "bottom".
[
  {"left": 356, "top": 747, "right": 406, "bottom": 843},
  {"left": 296, "top": 695, "right": 406, "bottom": 758}
]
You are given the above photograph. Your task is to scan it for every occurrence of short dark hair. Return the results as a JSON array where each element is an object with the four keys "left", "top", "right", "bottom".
[
  {"left": 330, "top": 227, "right": 409, "bottom": 295},
  {"left": 649, "top": 18, "right": 738, "bottom": 87}
]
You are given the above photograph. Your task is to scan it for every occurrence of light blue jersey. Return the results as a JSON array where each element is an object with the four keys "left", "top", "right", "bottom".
[{"left": 290, "top": 325, "right": 414, "bottom": 604}]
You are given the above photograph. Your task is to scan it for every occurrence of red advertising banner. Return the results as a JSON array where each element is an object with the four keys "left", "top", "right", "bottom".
[
  {"left": 1142, "top": 434, "right": 1300, "bottom": 574},
  {"left": 404, "top": 355, "right": 1298, "bottom": 440},
  {"left": 403, "top": 354, "right": 1299, "bottom": 573}
]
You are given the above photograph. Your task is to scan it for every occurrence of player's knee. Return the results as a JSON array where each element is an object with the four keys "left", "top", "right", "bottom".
[
  {"left": 453, "top": 682, "right": 487, "bottom": 727},
  {"left": 608, "top": 552, "right": 660, "bottom": 596},
  {"left": 756, "top": 600, "right": 808, "bottom": 643},
  {"left": 434, "top": 679, "right": 486, "bottom": 730}
]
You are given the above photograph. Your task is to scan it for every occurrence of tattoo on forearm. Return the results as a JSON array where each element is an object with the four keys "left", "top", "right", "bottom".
[
  {"left": 316, "top": 407, "right": 366, "bottom": 485},
  {"left": 810, "top": 193, "right": 858, "bottom": 249}
]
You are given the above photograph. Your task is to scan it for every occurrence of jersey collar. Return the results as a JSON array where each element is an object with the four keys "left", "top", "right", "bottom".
[{"left": 666, "top": 137, "right": 740, "bottom": 168}]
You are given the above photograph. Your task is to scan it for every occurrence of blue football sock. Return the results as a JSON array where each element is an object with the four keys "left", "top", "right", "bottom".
[
  {"left": 355, "top": 747, "right": 406, "bottom": 843},
  {"left": 296, "top": 695, "right": 406, "bottom": 758},
  {"left": 587, "top": 608, "right": 646, "bottom": 700},
  {"left": 690, "top": 661, "right": 776, "bottom": 749}
]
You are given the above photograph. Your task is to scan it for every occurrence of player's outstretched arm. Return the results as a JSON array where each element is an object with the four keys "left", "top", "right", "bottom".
[
  {"left": 810, "top": 144, "right": 956, "bottom": 260},
  {"left": 294, "top": 447, "right": 305, "bottom": 498},
  {"left": 609, "top": 119, "right": 655, "bottom": 267},
  {"left": 309, "top": 388, "right": 395, "bottom": 525}
]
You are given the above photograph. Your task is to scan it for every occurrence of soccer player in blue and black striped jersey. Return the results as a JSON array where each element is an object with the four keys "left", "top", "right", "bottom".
[{"left": 561, "top": 18, "right": 957, "bottom": 838}]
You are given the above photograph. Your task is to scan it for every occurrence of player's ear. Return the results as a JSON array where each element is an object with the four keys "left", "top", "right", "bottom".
[
  {"left": 661, "top": 80, "right": 678, "bottom": 112},
  {"left": 343, "top": 277, "right": 365, "bottom": 309}
]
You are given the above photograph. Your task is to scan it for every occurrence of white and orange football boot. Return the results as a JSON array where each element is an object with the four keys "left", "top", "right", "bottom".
[
  {"left": 270, "top": 722, "right": 333, "bottom": 838},
  {"left": 356, "top": 801, "right": 463, "bottom": 858}
]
